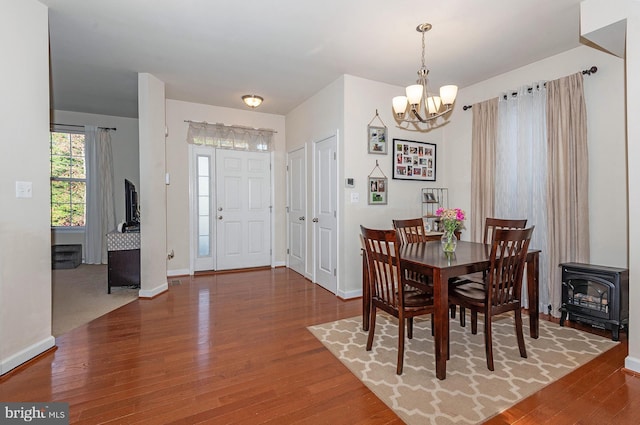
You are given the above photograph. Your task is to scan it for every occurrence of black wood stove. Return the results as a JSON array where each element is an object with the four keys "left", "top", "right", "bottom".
[{"left": 559, "top": 262, "right": 629, "bottom": 341}]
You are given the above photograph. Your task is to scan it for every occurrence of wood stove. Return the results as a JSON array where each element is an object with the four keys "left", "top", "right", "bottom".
[{"left": 559, "top": 262, "right": 628, "bottom": 341}]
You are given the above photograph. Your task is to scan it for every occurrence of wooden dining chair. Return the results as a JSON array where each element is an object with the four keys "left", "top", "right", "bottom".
[
  {"left": 456, "top": 217, "right": 528, "bottom": 326},
  {"left": 360, "top": 225, "right": 435, "bottom": 375},
  {"left": 449, "top": 226, "right": 534, "bottom": 371}
]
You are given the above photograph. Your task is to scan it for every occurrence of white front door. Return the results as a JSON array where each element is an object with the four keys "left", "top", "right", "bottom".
[
  {"left": 215, "top": 149, "right": 271, "bottom": 270},
  {"left": 287, "top": 147, "right": 306, "bottom": 277},
  {"left": 313, "top": 135, "right": 337, "bottom": 294}
]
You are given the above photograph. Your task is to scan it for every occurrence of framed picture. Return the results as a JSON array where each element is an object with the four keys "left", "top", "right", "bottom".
[
  {"left": 424, "top": 192, "right": 437, "bottom": 202},
  {"left": 368, "top": 125, "right": 387, "bottom": 154},
  {"left": 392, "top": 138, "right": 436, "bottom": 181},
  {"left": 368, "top": 177, "right": 387, "bottom": 205}
]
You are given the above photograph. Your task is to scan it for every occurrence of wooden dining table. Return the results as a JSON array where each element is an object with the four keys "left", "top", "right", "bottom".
[{"left": 361, "top": 240, "right": 540, "bottom": 380}]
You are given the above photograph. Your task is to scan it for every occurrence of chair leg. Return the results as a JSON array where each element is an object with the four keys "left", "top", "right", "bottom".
[
  {"left": 471, "top": 311, "right": 478, "bottom": 335},
  {"left": 484, "top": 313, "right": 494, "bottom": 371},
  {"left": 460, "top": 307, "right": 466, "bottom": 327},
  {"left": 515, "top": 308, "right": 527, "bottom": 358},
  {"left": 397, "top": 315, "right": 405, "bottom": 375},
  {"left": 431, "top": 313, "right": 434, "bottom": 336},
  {"left": 366, "top": 306, "right": 377, "bottom": 351},
  {"left": 407, "top": 317, "right": 414, "bottom": 339},
  {"left": 450, "top": 304, "right": 456, "bottom": 319}
]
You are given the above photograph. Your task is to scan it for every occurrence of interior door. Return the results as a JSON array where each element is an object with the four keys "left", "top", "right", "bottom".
[
  {"left": 313, "top": 135, "right": 337, "bottom": 294},
  {"left": 215, "top": 149, "right": 271, "bottom": 270},
  {"left": 287, "top": 147, "right": 306, "bottom": 277}
]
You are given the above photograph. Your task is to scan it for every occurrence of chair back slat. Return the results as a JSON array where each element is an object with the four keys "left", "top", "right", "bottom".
[
  {"left": 393, "top": 218, "right": 429, "bottom": 244},
  {"left": 486, "top": 227, "right": 534, "bottom": 308},
  {"left": 361, "top": 226, "right": 402, "bottom": 310},
  {"left": 484, "top": 218, "right": 528, "bottom": 244}
]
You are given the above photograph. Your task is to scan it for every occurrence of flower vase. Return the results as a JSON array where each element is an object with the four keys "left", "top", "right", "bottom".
[{"left": 441, "top": 231, "right": 457, "bottom": 253}]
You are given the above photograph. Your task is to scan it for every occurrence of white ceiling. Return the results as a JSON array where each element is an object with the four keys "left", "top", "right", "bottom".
[{"left": 39, "top": 0, "right": 585, "bottom": 118}]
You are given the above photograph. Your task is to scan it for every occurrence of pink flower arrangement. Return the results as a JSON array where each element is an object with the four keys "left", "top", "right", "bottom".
[{"left": 435, "top": 207, "right": 466, "bottom": 234}]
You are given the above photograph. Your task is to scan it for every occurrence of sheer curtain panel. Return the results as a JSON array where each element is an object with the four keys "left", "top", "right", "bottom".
[
  {"left": 186, "top": 122, "right": 275, "bottom": 152},
  {"left": 84, "top": 126, "right": 116, "bottom": 264}
]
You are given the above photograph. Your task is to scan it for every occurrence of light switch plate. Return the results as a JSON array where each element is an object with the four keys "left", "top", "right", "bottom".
[{"left": 16, "top": 181, "right": 32, "bottom": 198}]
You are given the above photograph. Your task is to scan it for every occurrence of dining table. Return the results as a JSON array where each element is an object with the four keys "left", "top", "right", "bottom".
[{"left": 361, "top": 240, "right": 540, "bottom": 380}]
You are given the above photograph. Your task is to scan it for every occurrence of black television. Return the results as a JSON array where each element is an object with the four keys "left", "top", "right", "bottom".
[{"left": 124, "top": 179, "right": 140, "bottom": 227}]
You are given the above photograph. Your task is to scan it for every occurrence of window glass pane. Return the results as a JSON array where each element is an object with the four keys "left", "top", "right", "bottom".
[
  {"left": 50, "top": 132, "right": 70, "bottom": 155},
  {"left": 70, "top": 182, "right": 86, "bottom": 203},
  {"left": 197, "top": 156, "right": 209, "bottom": 177},
  {"left": 198, "top": 176, "right": 209, "bottom": 196},
  {"left": 50, "top": 131, "right": 86, "bottom": 227},
  {"left": 199, "top": 216, "right": 209, "bottom": 235},
  {"left": 51, "top": 156, "right": 71, "bottom": 178},
  {"left": 70, "top": 203, "right": 85, "bottom": 226},
  {"left": 51, "top": 181, "right": 70, "bottom": 203},
  {"left": 198, "top": 235, "right": 209, "bottom": 256},
  {"left": 70, "top": 134, "right": 85, "bottom": 156},
  {"left": 198, "top": 196, "right": 209, "bottom": 216},
  {"left": 51, "top": 203, "right": 70, "bottom": 226},
  {"left": 70, "top": 156, "right": 86, "bottom": 179}
]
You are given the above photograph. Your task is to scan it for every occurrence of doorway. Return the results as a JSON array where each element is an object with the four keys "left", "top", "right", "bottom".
[{"left": 287, "top": 147, "right": 306, "bottom": 277}]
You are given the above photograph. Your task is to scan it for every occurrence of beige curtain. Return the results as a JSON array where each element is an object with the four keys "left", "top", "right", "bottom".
[
  {"left": 470, "top": 98, "right": 498, "bottom": 242},
  {"left": 546, "top": 72, "right": 590, "bottom": 316}
]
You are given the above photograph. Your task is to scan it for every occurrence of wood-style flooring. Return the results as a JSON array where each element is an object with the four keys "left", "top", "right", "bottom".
[{"left": 0, "top": 267, "right": 638, "bottom": 424}]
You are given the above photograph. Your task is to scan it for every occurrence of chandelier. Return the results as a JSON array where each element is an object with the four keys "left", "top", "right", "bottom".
[{"left": 392, "top": 23, "right": 458, "bottom": 130}]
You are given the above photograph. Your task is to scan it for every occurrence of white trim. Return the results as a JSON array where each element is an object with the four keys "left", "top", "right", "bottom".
[
  {"left": 167, "top": 268, "right": 190, "bottom": 277},
  {"left": 0, "top": 336, "right": 55, "bottom": 376},
  {"left": 272, "top": 261, "right": 286, "bottom": 268},
  {"left": 625, "top": 355, "right": 640, "bottom": 374},
  {"left": 338, "top": 288, "right": 362, "bottom": 300},
  {"left": 138, "top": 283, "right": 168, "bottom": 298}
]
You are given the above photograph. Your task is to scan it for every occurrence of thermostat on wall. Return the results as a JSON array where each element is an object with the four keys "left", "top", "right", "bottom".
[{"left": 345, "top": 178, "right": 355, "bottom": 188}]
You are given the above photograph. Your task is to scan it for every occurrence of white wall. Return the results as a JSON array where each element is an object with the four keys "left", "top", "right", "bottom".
[
  {"left": 445, "top": 45, "right": 626, "bottom": 268},
  {"left": 0, "top": 0, "right": 55, "bottom": 375},
  {"left": 50, "top": 110, "right": 139, "bottom": 258},
  {"left": 138, "top": 73, "right": 168, "bottom": 297},
  {"left": 164, "top": 99, "right": 286, "bottom": 276}
]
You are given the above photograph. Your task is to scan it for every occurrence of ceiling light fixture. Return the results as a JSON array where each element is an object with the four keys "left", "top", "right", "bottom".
[
  {"left": 392, "top": 23, "right": 458, "bottom": 130},
  {"left": 242, "top": 94, "right": 264, "bottom": 109}
]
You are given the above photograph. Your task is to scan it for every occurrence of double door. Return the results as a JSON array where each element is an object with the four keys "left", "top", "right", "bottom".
[{"left": 192, "top": 147, "right": 271, "bottom": 272}]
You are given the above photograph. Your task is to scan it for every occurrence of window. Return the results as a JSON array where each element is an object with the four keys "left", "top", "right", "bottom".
[{"left": 50, "top": 131, "right": 86, "bottom": 227}]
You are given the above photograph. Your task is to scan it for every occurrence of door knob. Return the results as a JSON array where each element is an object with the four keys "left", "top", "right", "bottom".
[
  {"left": 218, "top": 207, "right": 223, "bottom": 211},
  {"left": 312, "top": 218, "right": 319, "bottom": 222},
  {"left": 299, "top": 216, "right": 305, "bottom": 221},
  {"left": 217, "top": 216, "right": 223, "bottom": 220}
]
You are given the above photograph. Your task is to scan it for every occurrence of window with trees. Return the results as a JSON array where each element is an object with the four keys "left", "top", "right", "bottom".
[{"left": 50, "top": 131, "right": 86, "bottom": 227}]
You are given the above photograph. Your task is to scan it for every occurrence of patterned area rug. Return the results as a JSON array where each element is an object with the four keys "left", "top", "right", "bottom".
[{"left": 308, "top": 313, "right": 618, "bottom": 425}]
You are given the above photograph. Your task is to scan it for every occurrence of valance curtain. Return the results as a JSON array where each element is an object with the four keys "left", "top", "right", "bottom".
[
  {"left": 84, "top": 126, "right": 116, "bottom": 264},
  {"left": 186, "top": 122, "right": 275, "bottom": 152}
]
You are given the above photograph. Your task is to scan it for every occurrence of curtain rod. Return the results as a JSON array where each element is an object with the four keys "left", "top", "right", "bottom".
[
  {"left": 184, "top": 120, "right": 277, "bottom": 134},
  {"left": 50, "top": 122, "right": 117, "bottom": 131},
  {"left": 462, "top": 66, "right": 598, "bottom": 111}
]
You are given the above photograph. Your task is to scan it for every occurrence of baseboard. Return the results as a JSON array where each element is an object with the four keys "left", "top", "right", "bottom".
[
  {"left": 138, "top": 282, "right": 168, "bottom": 299},
  {"left": 624, "top": 355, "right": 640, "bottom": 374},
  {"left": 338, "top": 288, "right": 362, "bottom": 300},
  {"left": 0, "top": 336, "right": 55, "bottom": 376},
  {"left": 167, "top": 268, "right": 189, "bottom": 277},
  {"left": 272, "top": 261, "right": 286, "bottom": 268}
]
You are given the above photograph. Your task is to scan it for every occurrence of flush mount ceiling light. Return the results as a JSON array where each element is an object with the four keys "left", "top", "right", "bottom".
[
  {"left": 392, "top": 23, "right": 458, "bottom": 131},
  {"left": 242, "top": 95, "right": 264, "bottom": 109}
]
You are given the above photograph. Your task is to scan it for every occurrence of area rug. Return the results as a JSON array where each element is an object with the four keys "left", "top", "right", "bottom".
[{"left": 308, "top": 313, "right": 618, "bottom": 425}]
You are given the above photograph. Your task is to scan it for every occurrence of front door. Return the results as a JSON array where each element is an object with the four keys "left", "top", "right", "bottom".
[{"left": 215, "top": 149, "right": 271, "bottom": 270}]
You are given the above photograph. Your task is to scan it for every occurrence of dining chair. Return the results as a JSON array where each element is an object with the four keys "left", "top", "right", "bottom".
[
  {"left": 360, "top": 225, "right": 435, "bottom": 375},
  {"left": 448, "top": 226, "right": 534, "bottom": 371},
  {"left": 456, "top": 217, "right": 528, "bottom": 326}
]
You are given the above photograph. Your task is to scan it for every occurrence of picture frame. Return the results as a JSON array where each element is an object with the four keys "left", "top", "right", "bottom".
[
  {"left": 392, "top": 138, "right": 436, "bottom": 181},
  {"left": 367, "top": 125, "right": 388, "bottom": 154},
  {"left": 368, "top": 177, "right": 388, "bottom": 205},
  {"left": 424, "top": 192, "right": 437, "bottom": 202}
]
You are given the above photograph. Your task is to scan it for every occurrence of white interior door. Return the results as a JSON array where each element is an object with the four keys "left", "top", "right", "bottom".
[
  {"left": 313, "top": 135, "right": 337, "bottom": 294},
  {"left": 287, "top": 147, "right": 306, "bottom": 276},
  {"left": 215, "top": 150, "right": 271, "bottom": 270}
]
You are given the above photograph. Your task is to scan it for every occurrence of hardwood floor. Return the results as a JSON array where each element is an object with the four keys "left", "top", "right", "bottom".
[{"left": 1, "top": 267, "right": 638, "bottom": 424}]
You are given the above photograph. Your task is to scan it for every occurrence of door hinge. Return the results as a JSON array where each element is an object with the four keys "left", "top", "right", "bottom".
[
  {"left": 287, "top": 248, "right": 290, "bottom": 254},
  {"left": 334, "top": 268, "right": 337, "bottom": 276},
  {"left": 333, "top": 152, "right": 337, "bottom": 160},
  {"left": 286, "top": 165, "right": 289, "bottom": 171},
  {"left": 334, "top": 210, "right": 337, "bottom": 218},
  {"left": 286, "top": 206, "right": 290, "bottom": 213}
]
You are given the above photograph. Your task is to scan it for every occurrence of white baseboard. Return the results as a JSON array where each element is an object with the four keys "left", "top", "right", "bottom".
[
  {"left": 167, "top": 268, "right": 189, "bottom": 277},
  {"left": 0, "top": 336, "right": 55, "bottom": 376},
  {"left": 338, "top": 288, "right": 362, "bottom": 299},
  {"left": 625, "top": 355, "right": 640, "bottom": 373},
  {"left": 139, "top": 282, "right": 169, "bottom": 298},
  {"left": 272, "top": 261, "right": 286, "bottom": 268}
]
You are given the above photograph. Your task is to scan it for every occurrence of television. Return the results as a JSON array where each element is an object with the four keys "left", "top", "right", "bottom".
[{"left": 124, "top": 179, "right": 140, "bottom": 227}]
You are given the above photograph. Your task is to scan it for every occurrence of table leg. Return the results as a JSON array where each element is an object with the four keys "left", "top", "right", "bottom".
[
  {"left": 527, "top": 252, "right": 540, "bottom": 338},
  {"left": 433, "top": 269, "right": 447, "bottom": 380}
]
